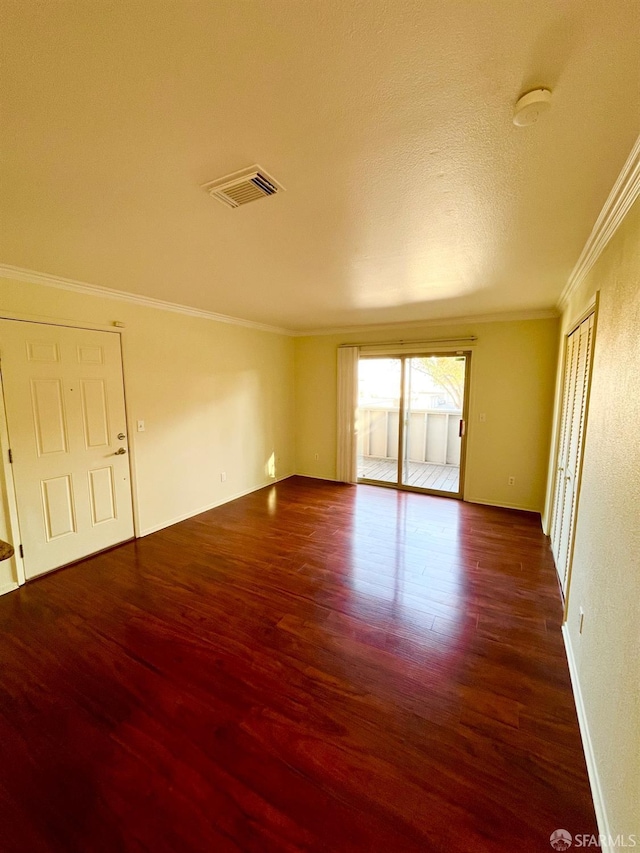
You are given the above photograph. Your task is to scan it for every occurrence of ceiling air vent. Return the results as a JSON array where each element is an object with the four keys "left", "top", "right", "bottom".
[{"left": 202, "top": 165, "right": 284, "bottom": 209}]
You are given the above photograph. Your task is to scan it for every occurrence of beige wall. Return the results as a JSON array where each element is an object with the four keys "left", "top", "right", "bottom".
[
  {"left": 0, "top": 274, "right": 296, "bottom": 589},
  {"left": 546, "top": 198, "right": 640, "bottom": 837},
  {"left": 295, "top": 317, "right": 559, "bottom": 512}
]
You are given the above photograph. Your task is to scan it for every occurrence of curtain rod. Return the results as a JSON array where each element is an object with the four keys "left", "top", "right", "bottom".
[{"left": 338, "top": 335, "right": 478, "bottom": 348}]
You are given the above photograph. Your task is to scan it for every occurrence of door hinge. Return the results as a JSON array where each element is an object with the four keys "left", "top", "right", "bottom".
[
  {"left": 8, "top": 448, "right": 13, "bottom": 464},
  {"left": 19, "top": 544, "right": 24, "bottom": 559}
]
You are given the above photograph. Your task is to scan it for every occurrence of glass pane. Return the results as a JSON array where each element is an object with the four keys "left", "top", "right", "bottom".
[
  {"left": 402, "top": 356, "right": 465, "bottom": 494},
  {"left": 357, "top": 358, "right": 401, "bottom": 484}
]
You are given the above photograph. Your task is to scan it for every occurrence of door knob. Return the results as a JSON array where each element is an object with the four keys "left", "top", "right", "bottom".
[
  {"left": 117, "top": 433, "right": 126, "bottom": 440},
  {"left": 115, "top": 447, "right": 127, "bottom": 455}
]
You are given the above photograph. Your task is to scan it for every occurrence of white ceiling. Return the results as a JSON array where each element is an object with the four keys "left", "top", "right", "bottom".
[{"left": 1, "top": 1, "right": 639, "bottom": 332}]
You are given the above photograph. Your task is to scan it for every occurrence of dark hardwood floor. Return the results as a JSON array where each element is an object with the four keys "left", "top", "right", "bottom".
[{"left": 0, "top": 476, "right": 597, "bottom": 852}]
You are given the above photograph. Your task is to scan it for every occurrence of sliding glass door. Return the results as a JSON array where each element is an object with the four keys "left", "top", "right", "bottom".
[{"left": 357, "top": 353, "right": 470, "bottom": 497}]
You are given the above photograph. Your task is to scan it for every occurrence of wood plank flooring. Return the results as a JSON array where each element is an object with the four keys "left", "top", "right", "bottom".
[
  {"left": 0, "top": 476, "right": 597, "bottom": 852},
  {"left": 358, "top": 457, "right": 460, "bottom": 492}
]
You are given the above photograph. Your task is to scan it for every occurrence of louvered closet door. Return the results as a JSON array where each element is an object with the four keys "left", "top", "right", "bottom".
[
  {"left": 0, "top": 320, "right": 134, "bottom": 579},
  {"left": 551, "top": 331, "right": 576, "bottom": 560},
  {"left": 551, "top": 313, "right": 594, "bottom": 594}
]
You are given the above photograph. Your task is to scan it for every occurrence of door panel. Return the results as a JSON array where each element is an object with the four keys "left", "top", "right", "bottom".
[
  {"left": 27, "top": 341, "right": 60, "bottom": 363},
  {"left": 0, "top": 320, "right": 134, "bottom": 579},
  {"left": 80, "top": 379, "right": 110, "bottom": 448},
  {"left": 31, "top": 378, "right": 69, "bottom": 455},
  {"left": 41, "top": 475, "right": 76, "bottom": 540},
  {"left": 88, "top": 466, "right": 117, "bottom": 525}
]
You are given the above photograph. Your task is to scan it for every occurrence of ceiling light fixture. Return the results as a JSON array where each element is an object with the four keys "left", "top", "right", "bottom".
[{"left": 513, "top": 88, "right": 552, "bottom": 127}]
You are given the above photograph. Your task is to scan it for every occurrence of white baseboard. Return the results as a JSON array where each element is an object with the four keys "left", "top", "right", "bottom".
[
  {"left": 296, "top": 481, "right": 541, "bottom": 510},
  {"left": 295, "top": 473, "right": 340, "bottom": 483},
  {"left": 562, "top": 624, "right": 612, "bottom": 850},
  {"left": 465, "top": 495, "right": 541, "bottom": 514},
  {"left": 139, "top": 473, "right": 294, "bottom": 537},
  {"left": 0, "top": 580, "right": 19, "bottom": 597}
]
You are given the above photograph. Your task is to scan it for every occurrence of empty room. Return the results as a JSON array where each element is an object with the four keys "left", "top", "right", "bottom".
[{"left": 0, "top": 2, "right": 638, "bottom": 851}]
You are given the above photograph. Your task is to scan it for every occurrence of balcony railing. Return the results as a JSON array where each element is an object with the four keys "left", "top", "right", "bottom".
[{"left": 357, "top": 406, "right": 462, "bottom": 466}]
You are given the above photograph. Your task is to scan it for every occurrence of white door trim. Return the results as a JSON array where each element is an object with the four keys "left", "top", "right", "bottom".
[
  {"left": 0, "top": 371, "right": 26, "bottom": 588},
  {"left": 0, "top": 309, "right": 122, "bottom": 334},
  {"left": 118, "top": 332, "right": 142, "bottom": 539}
]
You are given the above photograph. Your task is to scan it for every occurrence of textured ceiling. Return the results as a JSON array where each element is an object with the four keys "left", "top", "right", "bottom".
[{"left": 1, "top": 0, "right": 639, "bottom": 331}]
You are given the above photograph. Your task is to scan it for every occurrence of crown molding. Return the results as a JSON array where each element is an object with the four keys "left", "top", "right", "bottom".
[
  {"left": 0, "top": 264, "right": 293, "bottom": 336},
  {"left": 0, "top": 264, "right": 560, "bottom": 339},
  {"left": 290, "top": 308, "right": 559, "bottom": 337},
  {"left": 559, "top": 132, "right": 640, "bottom": 310}
]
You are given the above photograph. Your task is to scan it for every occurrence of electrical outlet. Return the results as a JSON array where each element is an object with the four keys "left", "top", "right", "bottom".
[
  {"left": 220, "top": 472, "right": 227, "bottom": 482},
  {"left": 508, "top": 476, "right": 515, "bottom": 486}
]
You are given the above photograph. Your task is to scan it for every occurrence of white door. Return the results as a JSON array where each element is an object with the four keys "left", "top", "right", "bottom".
[
  {"left": 0, "top": 320, "right": 134, "bottom": 579},
  {"left": 551, "top": 312, "right": 595, "bottom": 595}
]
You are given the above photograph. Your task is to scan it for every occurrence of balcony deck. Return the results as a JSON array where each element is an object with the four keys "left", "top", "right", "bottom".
[{"left": 357, "top": 456, "right": 460, "bottom": 493}]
